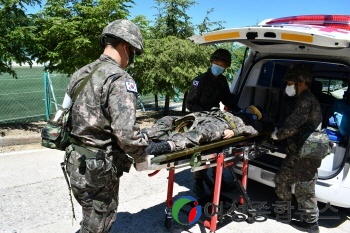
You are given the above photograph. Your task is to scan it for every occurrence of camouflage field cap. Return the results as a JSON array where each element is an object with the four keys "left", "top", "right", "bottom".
[
  {"left": 210, "top": 49, "right": 232, "bottom": 67},
  {"left": 283, "top": 66, "right": 313, "bottom": 83},
  {"left": 99, "top": 19, "right": 144, "bottom": 55}
]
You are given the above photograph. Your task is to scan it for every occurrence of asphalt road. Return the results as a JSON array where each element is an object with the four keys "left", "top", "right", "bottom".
[{"left": 0, "top": 149, "right": 349, "bottom": 233}]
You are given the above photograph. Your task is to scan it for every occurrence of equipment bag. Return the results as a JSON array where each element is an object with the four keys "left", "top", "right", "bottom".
[
  {"left": 41, "top": 62, "right": 107, "bottom": 150},
  {"left": 41, "top": 108, "right": 72, "bottom": 150},
  {"left": 299, "top": 131, "right": 330, "bottom": 159}
]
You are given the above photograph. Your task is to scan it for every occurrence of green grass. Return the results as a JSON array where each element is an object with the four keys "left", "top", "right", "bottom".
[
  {"left": 0, "top": 67, "right": 69, "bottom": 123},
  {"left": 0, "top": 66, "right": 183, "bottom": 124}
]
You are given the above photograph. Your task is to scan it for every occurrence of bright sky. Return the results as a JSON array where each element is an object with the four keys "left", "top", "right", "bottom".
[
  {"left": 129, "top": 0, "right": 350, "bottom": 28},
  {"left": 27, "top": 0, "right": 350, "bottom": 29}
]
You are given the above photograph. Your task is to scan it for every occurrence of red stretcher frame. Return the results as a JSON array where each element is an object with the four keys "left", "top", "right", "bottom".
[{"left": 147, "top": 135, "right": 265, "bottom": 232}]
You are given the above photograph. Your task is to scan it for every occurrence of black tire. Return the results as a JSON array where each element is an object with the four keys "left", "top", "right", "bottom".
[{"left": 246, "top": 214, "right": 255, "bottom": 224}]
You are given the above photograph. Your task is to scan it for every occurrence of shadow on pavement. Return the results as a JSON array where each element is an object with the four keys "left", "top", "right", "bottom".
[{"left": 151, "top": 166, "right": 350, "bottom": 231}]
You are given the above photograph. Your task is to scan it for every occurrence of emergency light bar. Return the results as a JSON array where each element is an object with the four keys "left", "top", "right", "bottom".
[{"left": 264, "top": 15, "right": 350, "bottom": 30}]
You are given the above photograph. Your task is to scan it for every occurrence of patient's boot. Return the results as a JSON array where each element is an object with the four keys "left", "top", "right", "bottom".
[{"left": 145, "top": 141, "right": 172, "bottom": 155}]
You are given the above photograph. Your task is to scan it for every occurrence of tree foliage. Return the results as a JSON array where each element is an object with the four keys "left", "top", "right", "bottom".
[
  {"left": 30, "top": 0, "right": 134, "bottom": 75},
  {"left": 133, "top": 0, "right": 228, "bottom": 114},
  {"left": 0, "top": 0, "right": 41, "bottom": 78},
  {"left": 196, "top": 8, "right": 225, "bottom": 34},
  {"left": 1, "top": 0, "right": 247, "bottom": 113},
  {"left": 152, "top": 0, "right": 195, "bottom": 39},
  {"left": 131, "top": 36, "right": 214, "bottom": 96}
]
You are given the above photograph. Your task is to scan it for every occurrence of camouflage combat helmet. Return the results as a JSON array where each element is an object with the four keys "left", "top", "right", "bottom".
[
  {"left": 284, "top": 66, "right": 313, "bottom": 83},
  {"left": 99, "top": 19, "right": 144, "bottom": 55},
  {"left": 210, "top": 49, "right": 232, "bottom": 67}
]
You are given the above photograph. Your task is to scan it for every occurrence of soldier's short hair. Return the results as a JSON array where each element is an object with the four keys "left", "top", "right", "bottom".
[
  {"left": 284, "top": 66, "right": 313, "bottom": 84},
  {"left": 210, "top": 49, "right": 232, "bottom": 67}
]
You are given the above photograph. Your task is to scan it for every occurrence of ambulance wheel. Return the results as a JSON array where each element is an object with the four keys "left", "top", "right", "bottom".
[{"left": 165, "top": 215, "right": 172, "bottom": 229}]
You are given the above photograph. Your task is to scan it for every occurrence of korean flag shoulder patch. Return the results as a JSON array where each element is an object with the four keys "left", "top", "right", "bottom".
[{"left": 125, "top": 81, "right": 138, "bottom": 93}]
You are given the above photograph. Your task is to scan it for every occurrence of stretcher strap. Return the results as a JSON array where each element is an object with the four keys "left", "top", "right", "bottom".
[{"left": 189, "top": 152, "right": 202, "bottom": 167}]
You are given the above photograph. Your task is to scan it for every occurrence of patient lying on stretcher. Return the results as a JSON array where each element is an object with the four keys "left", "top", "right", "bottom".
[{"left": 142, "top": 106, "right": 263, "bottom": 156}]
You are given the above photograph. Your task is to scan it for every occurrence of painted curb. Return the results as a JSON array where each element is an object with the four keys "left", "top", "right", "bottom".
[{"left": 0, "top": 134, "right": 41, "bottom": 147}]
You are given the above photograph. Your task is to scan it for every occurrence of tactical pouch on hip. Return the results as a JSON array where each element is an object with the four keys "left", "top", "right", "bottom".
[{"left": 85, "top": 152, "right": 115, "bottom": 188}]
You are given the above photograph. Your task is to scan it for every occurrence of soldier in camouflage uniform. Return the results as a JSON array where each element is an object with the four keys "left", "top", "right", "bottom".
[
  {"left": 271, "top": 66, "right": 324, "bottom": 233},
  {"left": 142, "top": 109, "right": 260, "bottom": 154},
  {"left": 62, "top": 20, "right": 149, "bottom": 233},
  {"left": 185, "top": 48, "right": 242, "bottom": 198}
]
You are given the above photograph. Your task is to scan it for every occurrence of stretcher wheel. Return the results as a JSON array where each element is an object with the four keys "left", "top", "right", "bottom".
[
  {"left": 246, "top": 214, "right": 255, "bottom": 224},
  {"left": 164, "top": 214, "right": 173, "bottom": 229}
]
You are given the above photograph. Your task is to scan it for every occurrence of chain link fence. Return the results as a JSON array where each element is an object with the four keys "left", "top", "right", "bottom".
[
  {"left": 0, "top": 66, "right": 69, "bottom": 124},
  {"left": 0, "top": 66, "right": 184, "bottom": 124}
]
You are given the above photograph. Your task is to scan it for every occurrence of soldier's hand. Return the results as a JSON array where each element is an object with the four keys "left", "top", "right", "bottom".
[
  {"left": 223, "top": 129, "right": 234, "bottom": 139},
  {"left": 271, "top": 127, "right": 279, "bottom": 140},
  {"left": 134, "top": 155, "right": 154, "bottom": 171}
]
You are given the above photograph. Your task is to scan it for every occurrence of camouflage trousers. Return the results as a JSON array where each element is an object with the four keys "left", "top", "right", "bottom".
[
  {"left": 274, "top": 154, "right": 322, "bottom": 223},
  {"left": 65, "top": 145, "right": 120, "bottom": 233}
]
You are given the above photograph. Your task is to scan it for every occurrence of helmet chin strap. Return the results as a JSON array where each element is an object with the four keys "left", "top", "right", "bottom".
[
  {"left": 123, "top": 45, "right": 135, "bottom": 70},
  {"left": 124, "top": 46, "right": 129, "bottom": 69}
]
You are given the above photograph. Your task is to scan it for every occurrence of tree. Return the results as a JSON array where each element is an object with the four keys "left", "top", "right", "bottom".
[
  {"left": 196, "top": 8, "right": 225, "bottom": 34},
  {"left": 0, "top": 0, "right": 41, "bottom": 78},
  {"left": 132, "top": 0, "right": 224, "bottom": 115},
  {"left": 131, "top": 36, "right": 215, "bottom": 114},
  {"left": 152, "top": 0, "right": 195, "bottom": 39},
  {"left": 132, "top": 36, "right": 213, "bottom": 93},
  {"left": 30, "top": 0, "right": 134, "bottom": 75}
]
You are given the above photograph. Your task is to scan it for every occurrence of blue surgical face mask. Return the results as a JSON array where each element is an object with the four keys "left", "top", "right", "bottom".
[{"left": 211, "top": 63, "right": 225, "bottom": 76}]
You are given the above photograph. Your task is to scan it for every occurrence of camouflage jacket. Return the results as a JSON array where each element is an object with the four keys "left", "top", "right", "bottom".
[
  {"left": 185, "top": 68, "right": 240, "bottom": 112},
  {"left": 67, "top": 54, "right": 148, "bottom": 162},
  {"left": 276, "top": 89, "right": 322, "bottom": 145},
  {"left": 143, "top": 109, "right": 258, "bottom": 142}
]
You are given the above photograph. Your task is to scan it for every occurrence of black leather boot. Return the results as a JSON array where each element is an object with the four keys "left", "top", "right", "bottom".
[
  {"left": 291, "top": 220, "right": 320, "bottom": 233},
  {"left": 145, "top": 141, "right": 172, "bottom": 155}
]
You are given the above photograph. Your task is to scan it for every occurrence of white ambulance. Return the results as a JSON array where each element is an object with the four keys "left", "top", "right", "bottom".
[{"left": 190, "top": 15, "right": 350, "bottom": 209}]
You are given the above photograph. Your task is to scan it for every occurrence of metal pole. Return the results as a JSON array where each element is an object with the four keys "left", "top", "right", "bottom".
[
  {"left": 47, "top": 72, "right": 58, "bottom": 111},
  {"left": 43, "top": 70, "right": 50, "bottom": 121}
]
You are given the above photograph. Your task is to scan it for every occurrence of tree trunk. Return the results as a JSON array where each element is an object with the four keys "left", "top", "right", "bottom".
[
  {"left": 154, "top": 94, "right": 159, "bottom": 111},
  {"left": 163, "top": 95, "right": 170, "bottom": 116},
  {"left": 182, "top": 91, "right": 188, "bottom": 113}
]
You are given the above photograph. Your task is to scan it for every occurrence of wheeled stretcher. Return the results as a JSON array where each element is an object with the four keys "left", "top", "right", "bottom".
[{"left": 146, "top": 134, "right": 271, "bottom": 233}]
